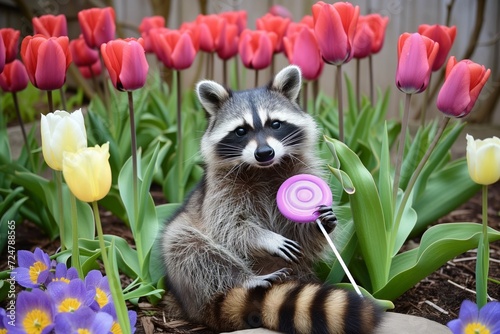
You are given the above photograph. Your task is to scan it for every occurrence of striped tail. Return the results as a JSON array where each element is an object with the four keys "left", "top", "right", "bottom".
[{"left": 206, "top": 281, "right": 383, "bottom": 334}]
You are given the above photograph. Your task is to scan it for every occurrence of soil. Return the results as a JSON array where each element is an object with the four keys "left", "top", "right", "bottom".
[{"left": 2, "top": 182, "right": 499, "bottom": 333}]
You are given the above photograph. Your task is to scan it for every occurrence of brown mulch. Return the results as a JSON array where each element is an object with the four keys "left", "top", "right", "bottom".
[{"left": 2, "top": 182, "right": 499, "bottom": 333}]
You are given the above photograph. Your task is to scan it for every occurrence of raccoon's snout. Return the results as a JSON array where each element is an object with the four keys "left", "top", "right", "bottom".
[{"left": 254, "top": 145, "right": 275, "bottom": 163}]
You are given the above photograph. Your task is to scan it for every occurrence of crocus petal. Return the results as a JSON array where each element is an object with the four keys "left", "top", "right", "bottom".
[
  {"left": 479, "top": 301, "right": 500, "bottom": 330},
  {"left": 436, "top": 62, "right": 471, "bottom": 117}
]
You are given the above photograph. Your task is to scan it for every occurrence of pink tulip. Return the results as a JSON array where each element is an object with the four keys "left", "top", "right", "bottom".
[
  {"left": 150, "top": 28, "right": 197, "bottom": 70},
  {"left": 32, "top": 14, "right": 68, "bottom": 37},
  {"left": 283, "top": 25, "right": 323, "bottom": 81},
  {"left": 219, "top": 11, "right": 247, "bottom": 35},
  {"left": 139, "top": 16, "right": 165, "bottom": 53},
  {"left": 100, "top": 38, "right": 149, "bottom": 91},
  {"left": 0, "top": 34, "right": 4, "bottom": 73},
  {"left": 364, "top": 13, "right": 389, "bottom": 54},
  {"left": 78, "top": 59, "right": 102, "bottom": 79},
  {"left": 437, "top": 57, "right": 490, "bottom": 118},
  {"left": 0, "top": 28, "right": 21, "bottom": 63},
  {"left": 196, "top": 14, "right": 225, "bottom": 53},
  {"left": 312, "top": 1, "right": 359, "bottom": 65},
  {"left": 238, "top": 29, "right": 276, "bottom": 70},
  {"left": 256, "top": 13, "right": 291, "bottom": 53},
  {"left": 216, "top": 21, "right": 239, "bottom": 60},
  {"left": 352, "top": 19, "right": 374, "bottom": 59},
  {"left": 0, "top": 59, "right": 29, "bottom": 92},
  {"left": 78, "top": 7, "right": 116, "bottom": 49},
  {"left": 396, "top": 33, "right": 439, "bottom": 94},
  {"left": 20, "top": 34, "right": 72, "bottom": 90},
  {"left": 418, "top": 24, "right": 457, "bottom": 71},
  {"left": 69, "top": 35, "right": 99, "bottom": 67}
]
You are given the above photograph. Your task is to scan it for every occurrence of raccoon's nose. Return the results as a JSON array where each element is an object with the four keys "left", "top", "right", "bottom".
[{"left": 255, "top": 145, "right": 275, "bottom": 162}]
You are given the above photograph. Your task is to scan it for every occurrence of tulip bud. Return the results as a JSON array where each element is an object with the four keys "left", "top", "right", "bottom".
[
  {"left": 100, "top": 38, "right": 149, "bottom": 91},
  {"left": 41, "top": 109, "right": 87, "bottom": 171},
  {"left": 466, "top": 134, "right": 500, "bottom": 186},
  {"left": 0, "top": 59, "right": 29, "bottom": 93},
  {"left": 63, "top": 142, "right": 112, "bottom": 202},
  {"left": 32, "top": 14, "right": 68, "bottom": 37},
  {"left": 78, "top": 7, "right": 116, "bottom": 49},
  {"left": 418, "top": 24, "right": 456, "bottom": 71},
  {"left": 437, "top": 57, "right": 490, "bottom": 118},
  {"left": 283, "top": 25, "right": 324, "bottom": 81},
  {"left": 238, "top": 29, "right": 276, "bottom": 70},
  {"left": 0, "top": 28, "right": 21, "bottom": 64},
  {"left": 395, "top": 33, "right": 439, "bottom": 94}
]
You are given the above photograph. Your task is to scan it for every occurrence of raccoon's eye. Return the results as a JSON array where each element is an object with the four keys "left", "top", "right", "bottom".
[
  {"left": 270, "top": 120, "right": 282, "bottom": 130},
  {"left": 235, "top": 127, "right": 247, "bottom": 137}
]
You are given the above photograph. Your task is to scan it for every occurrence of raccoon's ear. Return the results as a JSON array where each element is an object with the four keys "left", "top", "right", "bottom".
[
  {"left": 196, "top": 80, "right": 231, "bottom": 116},
  {"left": 269, "top": 65, "right": 302, "bottom": 103}
]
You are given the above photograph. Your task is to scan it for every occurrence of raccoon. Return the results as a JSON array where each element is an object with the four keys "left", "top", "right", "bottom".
[{"left": 160, "top": 65, "right": 382, "bottom": 334}]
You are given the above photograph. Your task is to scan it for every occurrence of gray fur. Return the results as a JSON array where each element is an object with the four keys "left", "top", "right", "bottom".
[{"left": 161, "top": 66, "right": 329, "bottom": 326}]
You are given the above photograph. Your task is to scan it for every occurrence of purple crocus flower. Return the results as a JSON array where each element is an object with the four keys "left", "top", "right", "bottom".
[
  {"left": 85, "top": 270, "right": 112, "bottom": 309},
  {"left": 47, "top": 263, "right": 79, "bottom": 286},
  {"left": 447, "top": 300, "right": 500, "bottom": 334},
  {"left": 102, "top": 303, "right": 138, "bottom": 333},
  {"left": 14, "top": 248, "right": 53, "bottom": 288},
  {"left": 7, "top": 289, "right": 55, "bottom": 334},
  {"left": 47, "top": 278, "right": 96, "bottom": 313},
  {"left": 54, "top": 306, "right": 113, "bottom": 334}
]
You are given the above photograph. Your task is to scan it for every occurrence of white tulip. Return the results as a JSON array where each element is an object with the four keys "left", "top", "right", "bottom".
[{"left": 466, "top": 134, "right": 500, "bottom": 185}]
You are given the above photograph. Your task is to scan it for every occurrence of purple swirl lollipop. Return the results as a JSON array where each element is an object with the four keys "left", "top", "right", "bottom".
[{"left": 277, "top": 174, "right": 333, "bottom": 223}]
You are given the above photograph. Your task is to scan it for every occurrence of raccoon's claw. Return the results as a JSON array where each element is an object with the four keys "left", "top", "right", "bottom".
[
  {"left": 316, "top": 205, "right": 338, "bottom": 233},
  {"left": 258, "top": 232, "right": 302, "bottom": 263},
  {"left": 244, "top": 268, "right": 292, "bottom": 289}
]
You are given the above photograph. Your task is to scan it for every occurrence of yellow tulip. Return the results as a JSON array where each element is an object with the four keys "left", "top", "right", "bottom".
[
  {"left": 466, "top": 134, "right": 500, "bottom": 185},
  {"left": 41, "top": 109, "right": 87, "bottom": 171},
  {"left": 62, "top": 142, "right": 112, "bottom": 202}
]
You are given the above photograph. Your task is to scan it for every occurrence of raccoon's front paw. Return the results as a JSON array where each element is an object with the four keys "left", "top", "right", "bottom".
[
  {"left": 244, "top": 268, "right": 292, "bottom": 289},
  {"left": 316, "top": 205, "right": 338, "bottom": 233},
  {"left": 257, "top": 232, "right": 302, "bottom": 263}
]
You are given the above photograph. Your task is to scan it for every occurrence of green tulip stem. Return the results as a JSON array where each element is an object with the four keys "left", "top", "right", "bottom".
[
  {"left": 336, "top": 64, "right": 344, "bottom": 142},
  {"left": 47, "top": 90, "right": 54, "bottom": 113},
  {"left": 92, "top": 201, "right": 131, "bottom": 334},
  {"left": 175, "top": 70, "right": 185, "bottom": 202},
  {"left": 55, "top": 170, "right": 65, "bottom": 251},
  {"left": 393, "top": 116, "right": 450, "bottom": 248},
  {"left": 127, "top": 91, "right": 141, "bottom": 261},
  {"left": 69, "top": 192, "right": 83, "bottom": 279},
  {"left": 392, "top": 93, "right": 412, "bottom": 203},
  {"left": 477, "top": 184, "right": 490, "bottom": 308},
  {"left": 12, "top": 92, "right": 35, "bottom": 171},
  {"left": 59, "top": 86, "right": 67, "bottom": 111},
  {"left": 254, "top": 69, "right": 259, "bottom": 88},
  {"left": 368, "top": 54, "right": 374, "bottom": 106},
  {"left": 420, "top": 73, "right": 432, "bottom": 126},
  {"left": 355, "top": 59, "right": 361, "bottom": 112}
]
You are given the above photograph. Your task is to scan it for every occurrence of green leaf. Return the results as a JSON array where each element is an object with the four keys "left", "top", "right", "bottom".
[
  {"left": 374, "top": 223, "right": 500, "bottom": 300},
  {"left": 324, "top": 136, "right": 390, "bottom": 292}
]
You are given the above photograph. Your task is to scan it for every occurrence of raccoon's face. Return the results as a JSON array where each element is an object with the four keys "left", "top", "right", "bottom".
[{"left": 197, "top": 66, "right": 318, "bottom": 169}]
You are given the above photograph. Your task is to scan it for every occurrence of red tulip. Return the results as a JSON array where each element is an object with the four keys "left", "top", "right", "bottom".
[
  {"left": 78, "top": 59, "right": 102, "bottom": 79},
  {"left": 299, "top": 15, "right": 314, "bottom": 29},
  {"left": 396, "top": 33, "right": 439, "bottom": 94},
  {"left": 0, "top": 28, "right": 21, "bottom": 63},
  {"left": 179, "top": 22, "right": 200, "bottom": 52},
  {"left": 352, "top": 19, "right": 374, "bottom": 59},
  {"left": 216, "top": 21, "right": 239, "bottom": 60},
  {"left": 238, "top": 29, "right": 276, "bottom": 70},
  {"left": 196, "top": 14, "right": 225, "bottom": 53},
  {"left": 150, "top": 28, "right": 197, "bottom": 70},
  {"left": 32, "top": 14, "right": 68, "bottom": 37},
  {"left": 100, "top": 38, "right": 149, "bottom": 91},
  {"left": 312, "top": 1, "right": 359, "bottom": 65},
  {"left": 364, "top": 13, "right": 389, "bottom": 54},
  {"left": 0, "top": 59, "right": 29, "bottom": 92},
  {"left": 418, "top": 24, "right": 457, "bottom": 71},
  {"left": 21, "top": 34, "right": 72, "bottom": 90},
  {"left": 69, "top": 35, "right": 99, "bottom": 67},
  {"left": 219, "top": 11, "right": 247, "bottom": 35},
  {"left": 256, "top": 13, "right": 291, "bottom": 53},
  {"left": 139, "top": 16, "right": 165, "bottom": 53},
  {"left": 437, "top": 56, "right": 490, "bottom": 118},
  {"left": 78, "top": 7, "right": 116, "bottom": 49},
  {"left": 283, "top": 25, "right": 323, "bottom": 81}
]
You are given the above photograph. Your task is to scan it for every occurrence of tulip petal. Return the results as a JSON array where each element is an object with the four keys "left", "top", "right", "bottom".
[
  {"left": 396, "top": 33, "right": 432, "bottom": 94},
  {"left": 171, "top": 33, "right": 196, "bottom": 70},
  {"left": 292, "top": 28, "right": 323, "bottom": 81},
  {"left": 34, "top": 38, "right": 66, "bottom": 91},
  {"left": 314, "top": 4, "right": 348, "bottom": 65},
  {"left": 119, "top": 41, "right": 148, "bottom": 90},
  {"left": 436, "top": 62, "right": 471, "bottom": 117}
]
